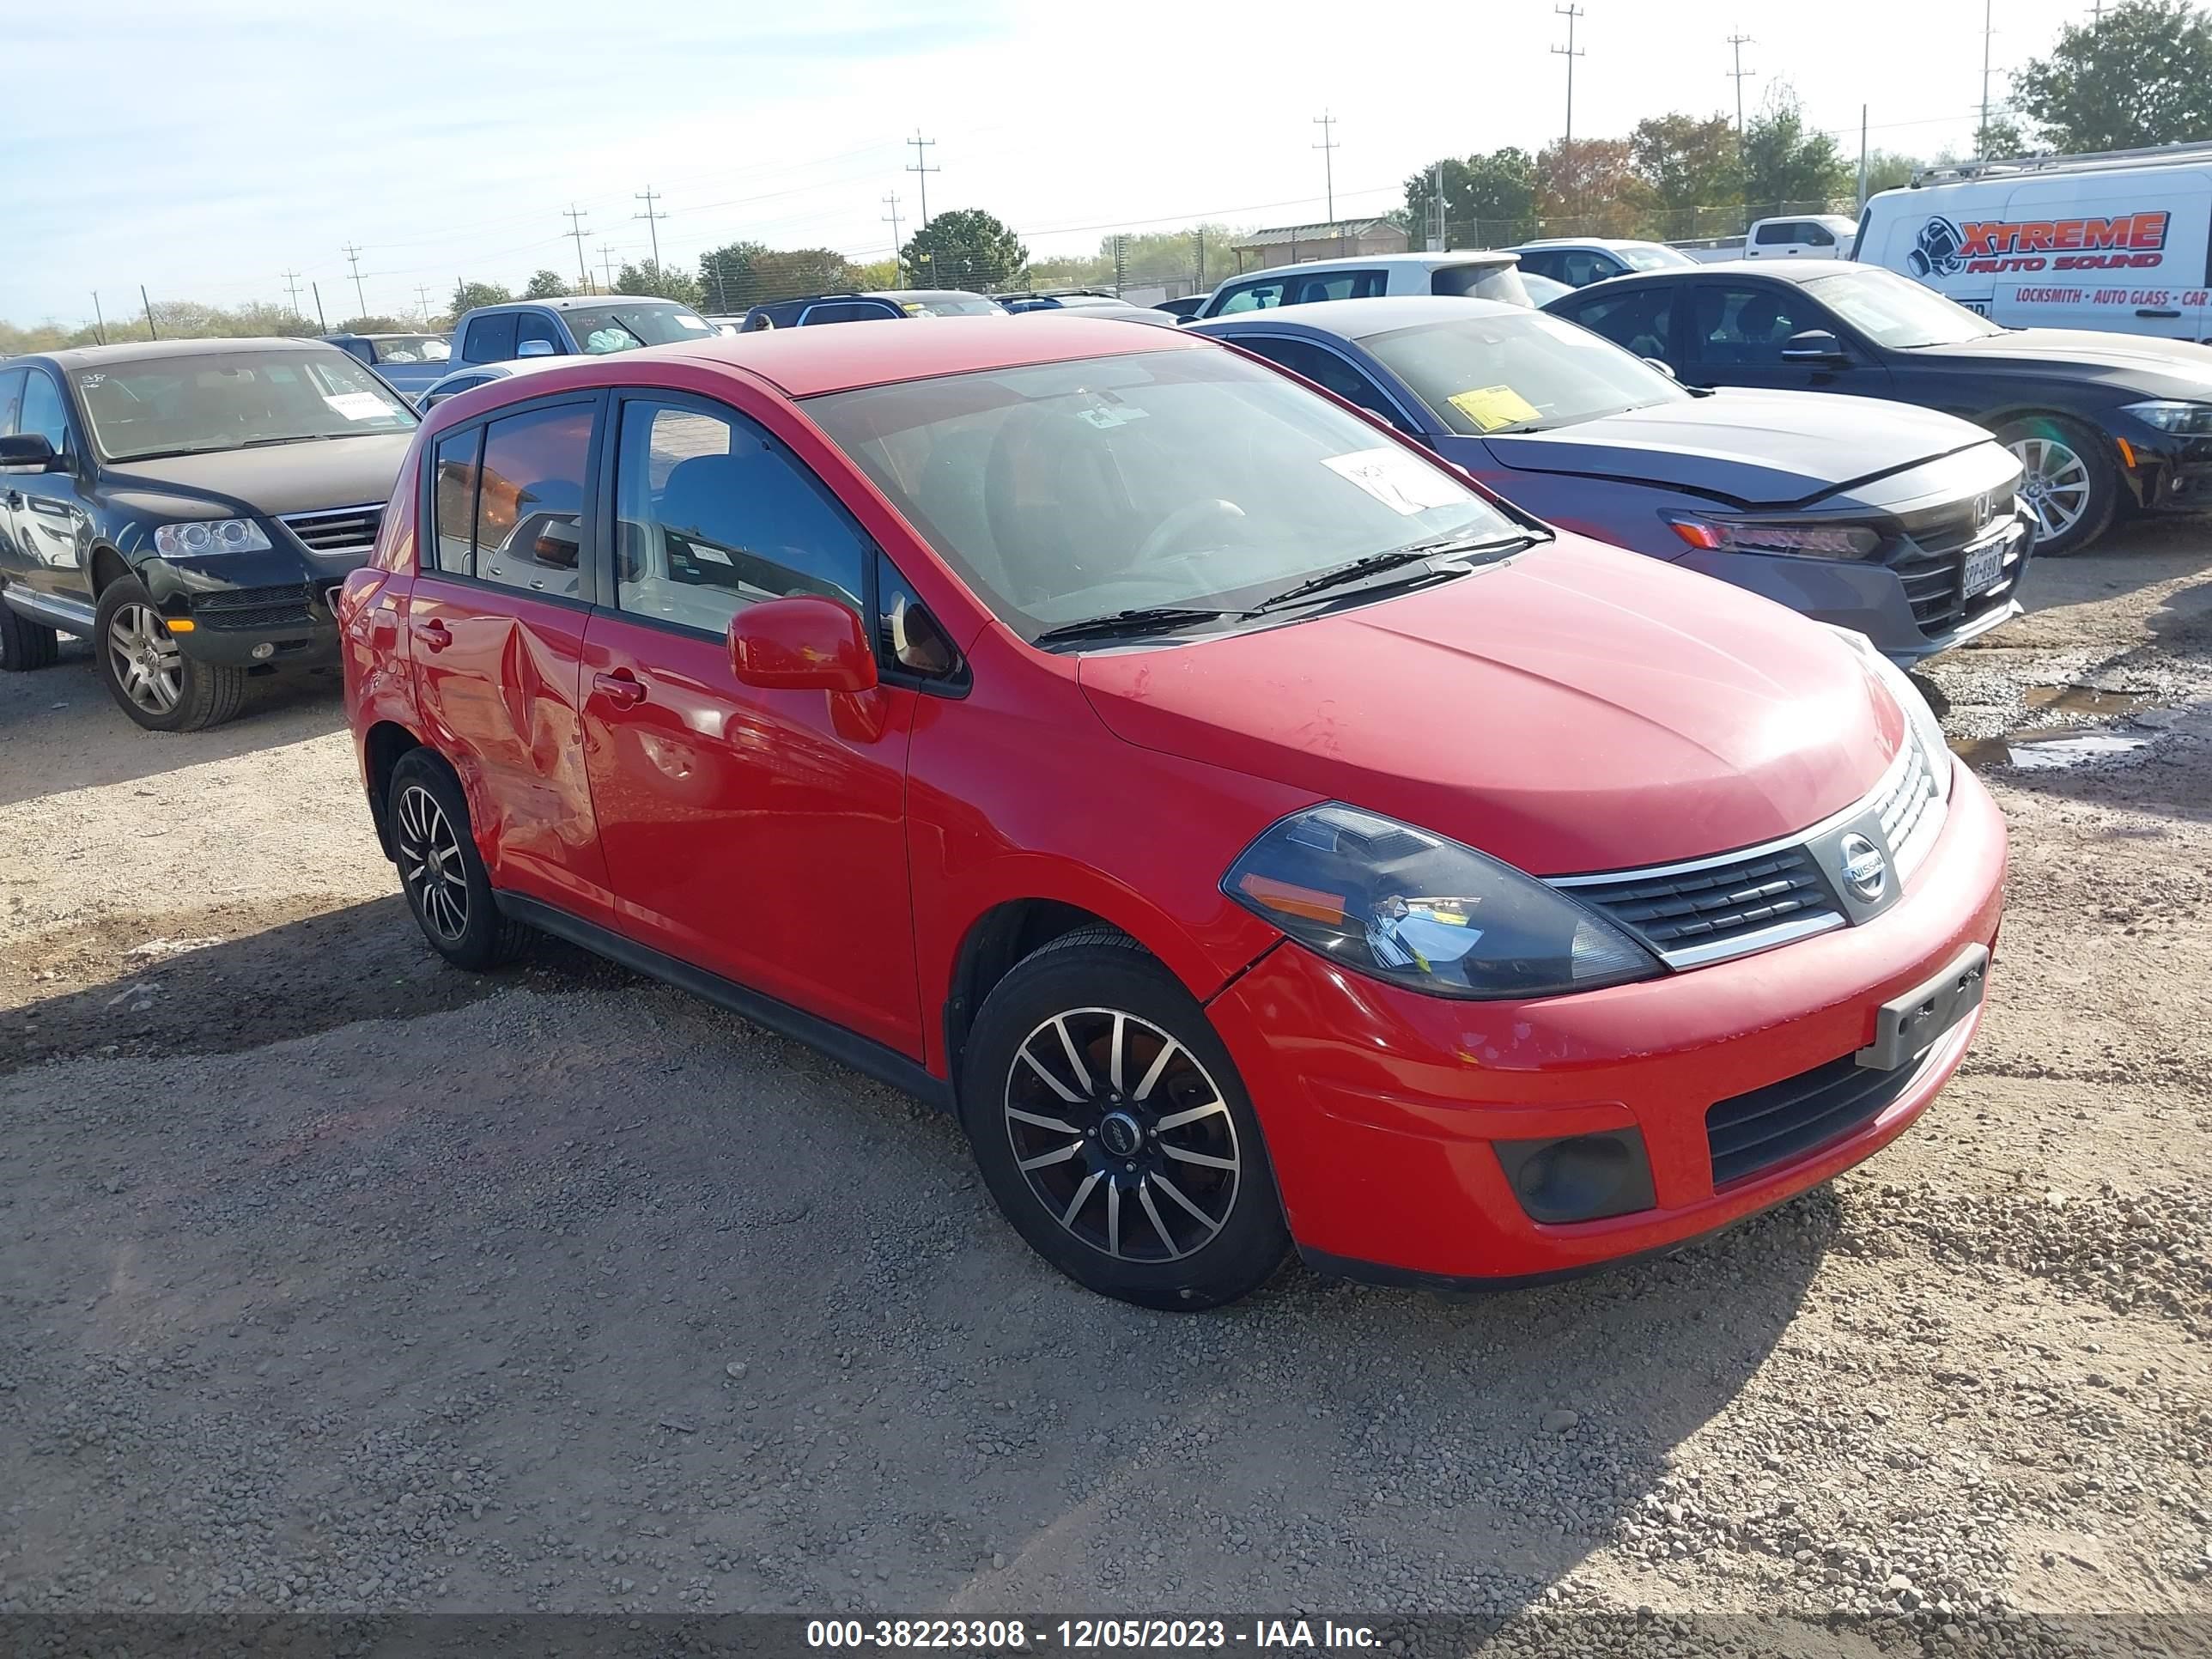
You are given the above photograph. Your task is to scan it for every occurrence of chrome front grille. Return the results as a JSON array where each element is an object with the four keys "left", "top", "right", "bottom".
[
  {"left": 279, "top": 502, "right": 386, "bottom": 558},
  {"left": 1875, "top": 738, "right": 1944, "bottom": 874},
  {"left": 1887, "top": 486, "right": 2023, "bottom": 637}
]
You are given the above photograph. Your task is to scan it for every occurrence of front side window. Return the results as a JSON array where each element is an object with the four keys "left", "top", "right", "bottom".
[
  {"left": 1689, "top": 284, "right": 1817, "bottom": 364},
  {"left": 559, "top": 304, "right": 714, "bottom": 354},
  {"left": 612, "top": 399, "right": 866, "bottom": 638},
  {"left": 1431, "top": 263, "right": 1533, "bottom": 306},
  {"left": 1802, "top": 268, "right": 2003, "bottom": 348},
  {"left": 0, "top": 368, "right": 24, "bottom": 438},
  {"left": 1558, "top": 250, "right": 1618, "bottom": 287},
  {"left": 514, "top": 312, "right": 562, "bottom": 355},
  {"left": 1213, "top": 279, "right": 1289, "bottom": 314},
  {"left": 1364, "top": 311, "right": 1689, "bottom": 434},
  {"left": 18, "top": 369, "right": 70, "bottom": 453},
  {"left": 805, "top": 348, "right": 1523, "bottom": 642},
  {"left": 67, "top": 349, "right": 416, "bottom": 462}
]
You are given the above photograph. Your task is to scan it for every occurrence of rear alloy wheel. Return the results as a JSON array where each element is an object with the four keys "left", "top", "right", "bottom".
[
  {"left": 93, "top": 576, "right": 249, "bottom": 731},
  {"left": 386, "top": 749, "right": 530, "bottom": 970},
  {"left": 961, "top": 934, "right": 1290, "bottom": 1309},
  {"left": 1998, "top": 417, "right": 2115, "bottom": 556}
]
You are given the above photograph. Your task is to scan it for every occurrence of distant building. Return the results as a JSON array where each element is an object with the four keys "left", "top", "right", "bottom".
[{"left": 1230, "top": 218, "right": 1410, "bottom": 271}]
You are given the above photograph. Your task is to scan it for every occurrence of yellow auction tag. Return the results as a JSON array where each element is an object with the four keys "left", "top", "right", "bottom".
[{"left": 1447, "top": 384, "right": 1542, "bottom": 431}]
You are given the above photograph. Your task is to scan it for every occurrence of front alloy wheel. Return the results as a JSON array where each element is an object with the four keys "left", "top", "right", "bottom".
[
  {"left": 1998, "top": 416, "right": 2116, "bottom": 556},
  {"left": 106, "top": 601, "right": 185, "bottom": 716}
]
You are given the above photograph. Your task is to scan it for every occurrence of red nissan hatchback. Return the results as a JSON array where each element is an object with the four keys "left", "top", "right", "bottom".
[{"left": 342, "top": 316, "right": 2005, "bottom": 1309}]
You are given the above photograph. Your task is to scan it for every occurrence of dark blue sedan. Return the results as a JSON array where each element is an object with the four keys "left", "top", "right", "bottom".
[{"left": 1193, "top": 296, "right": 2033, "bottom": 661}]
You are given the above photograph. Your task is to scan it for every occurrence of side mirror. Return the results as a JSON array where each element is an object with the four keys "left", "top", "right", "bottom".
[
  {"left": 1780, "top": 329, "right": 1850, "bottom": 364},
  {"left": 0, "top": 433, "right": 61, "bottom": 470},
  {"left": 514, "top": 338, "right": 556, "bottom": 359},
  {"left": 728, "top": 597, "right": 878, "bottom": 693},
  {"left": 1643, "top": 356, "right": 1677, "bottom": 380}
]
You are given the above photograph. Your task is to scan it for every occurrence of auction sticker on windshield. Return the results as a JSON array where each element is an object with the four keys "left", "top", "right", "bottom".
[
  {"left": 1322, "top": 447, "right": 1467, "bottom": 514},
  {"left": 1446, "top": 385, "right": 1541, "bottom": 433},
  {"left": 325, "top": 392, "right": 395, "bottom": 421}
]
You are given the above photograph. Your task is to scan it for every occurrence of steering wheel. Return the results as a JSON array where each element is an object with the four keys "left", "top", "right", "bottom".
[{"left": 1133, "top": 498, "right": 1247, "bottom": 565}]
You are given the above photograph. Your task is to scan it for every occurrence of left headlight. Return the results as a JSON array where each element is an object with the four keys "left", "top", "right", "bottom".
[
  {"left": 1665, "top": 514, "right": 1882, "bottom": 559},
  {"left": 153, "top": 520, "right": 271, "bottom": 557},
  {"left": 2122, "top": 399, "right": 2212, "bottom": 435},
  {"left": 1832, "top": 627, "right": 1954, "bottom": 803},
  {"left": 1223, "top": 804, "right": 1662, "bottom": 1000}
]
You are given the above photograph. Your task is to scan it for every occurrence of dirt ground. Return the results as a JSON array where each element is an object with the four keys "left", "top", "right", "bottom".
[{"left": 2, "top": 526, "right": 2208, "bottom": 1644}]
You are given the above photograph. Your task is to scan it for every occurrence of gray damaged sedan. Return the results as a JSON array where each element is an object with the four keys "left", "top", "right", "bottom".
[{"left": 1194, "top": 295, "right": 2033, "bottom": 661}]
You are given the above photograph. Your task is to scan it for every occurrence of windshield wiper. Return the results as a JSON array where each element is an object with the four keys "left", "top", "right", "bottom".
[
  {"left": 240, "top": 434, "right": 332, "bottom": 447},
  {"left": 1030, "top": 605, "right": 1248, "bottom": 646},
  {"left": 1255, "top": 534, "right": 1535, "bottom": 612}
]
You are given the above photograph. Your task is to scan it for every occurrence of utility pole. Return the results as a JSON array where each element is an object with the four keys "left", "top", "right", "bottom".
[
  {"left": 1312, "top": 112, "right": 1340, "bottom": 223},
  {"left": 1552, "top": 5, "right": 1586, "bottom": 151},
  {"left": 599, "top": 245, "right": 623, "bottom": 293},
  {"left": 415, "top": 284, "right": 434, "bottom": 323},
  {"left": 342, "top": 243, "right": 368, "bottom": 319},
  {"left": 1431, "top": 160, "right": 1447, "bottom": 249},
  {"left": 90, "top": 292, "right": 107, "bottom": 346},
  {"left": 633, "top": 185, "right": 667, "bottom": 269},
  {"left": 1726, "top": 33, "right": 1756, "bottom": 143},
  {"left": 1978, "top": 0, "right": 1995, "bottom": 156},
  {"left": 282, "top": 269, "right": 305, "bottom": 319},
  {"left": 1194, "top": 224, "right": 1206, "bottom": 289},
  {"left": 311, "top": 283, "right": 327, "bottom": 332},
  {"left": 906, "top": 131, "right": 939, "bottom": 228},
  {"left": 1111, "top": 234, "right": 1127, "bottom": 296},
  {"left": 141, "top": 284, "right": 159, "bottom": 340},
  {"left": 882, "top": 191, "right": 904, "bottom": 282},
  {"left": 562, "top": 204, "right": 593, "bottom": 291},
  {"left": 1857, "top": 103, "right": 1870, "bottom": 208}
]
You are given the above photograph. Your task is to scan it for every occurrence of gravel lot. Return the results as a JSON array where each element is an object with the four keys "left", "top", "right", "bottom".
[{"left": 3, "top": 527, "right": 2209, "bottom": 1646}]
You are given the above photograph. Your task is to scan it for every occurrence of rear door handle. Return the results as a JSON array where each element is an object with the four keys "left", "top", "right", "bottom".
[
  {"left": 592, "top": 669, "right": 647, "bottom": 709},
  {"left": 416, "top": 617, "right": 452, "bottom": 652},
  {"left": 2136, "top": 307, "right": 2182, "bottom": 319}
]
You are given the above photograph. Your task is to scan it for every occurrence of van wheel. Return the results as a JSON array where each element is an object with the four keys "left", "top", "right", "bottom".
[
  {"left": 0, "top": 600, "right": 59, "bottom": 672},
  {"left": 94, "top": 577, "right": 251, "bottom": 731},
  {"left": 1997, "top": 417, "right": 2115, "bottom": 556},
  {"left": 387, "top": 750, "right": 531, "bottom": 970},
  {"left": 958, "top": 930, "right": 1291, "bottom": 1310}
]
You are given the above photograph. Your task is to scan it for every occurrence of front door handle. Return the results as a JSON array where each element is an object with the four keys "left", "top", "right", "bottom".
[
  {"left": 592, "top": 669, "right": 647, "bottom": 709},
  {"left": 2136, "top": 307, "right": 2182, "bottom": 319},
  {"left": 416, "top": 617, "right": 452, "bottom": 653}
]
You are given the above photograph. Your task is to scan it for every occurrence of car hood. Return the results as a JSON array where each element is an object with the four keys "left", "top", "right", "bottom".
[
  {"left": 1474, "top": 388, "right": 1988, "bottom": 507},
  {"left": 98, "top": 433, "right": 414, "bottom": 520},
  {"left": 1078, "top": 536, "right": 1904, "bottom": 877},
  {"left": 1906, "top": 328, "right": 2212, "bottom": 396}
]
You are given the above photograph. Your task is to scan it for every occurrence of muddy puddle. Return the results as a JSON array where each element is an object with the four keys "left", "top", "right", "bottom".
[{"left": 1950, "top": 684, "right": 2158, "bottom": 771}]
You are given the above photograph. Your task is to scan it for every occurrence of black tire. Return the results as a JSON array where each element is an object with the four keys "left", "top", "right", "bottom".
[
  {"left": 93, "top": 575, "right": 249, "bottom": 731},
  {"left": 1996, "top": 416, "right": 2117, "bottom": 556},
  {"left": 959, "top": 929, "right": 1291, "bottom": 1310},
  {"left": 386, "top": 749, "right": 531, "bottom": 971},
  {"left": 0, "top": 597, "right": 60, "bottom": 672}
]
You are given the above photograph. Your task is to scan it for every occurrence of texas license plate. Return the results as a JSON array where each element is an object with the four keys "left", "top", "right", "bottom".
[{"left": 1963, "top": 538, "right": 2007, "bottom": 596}]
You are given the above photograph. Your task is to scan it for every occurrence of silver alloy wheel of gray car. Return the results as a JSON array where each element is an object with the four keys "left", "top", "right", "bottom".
[
  {"left": 394, "top": 783, "right": 471, "bottom": 942},
  {"left": 1003, "top": 1006, "right": 1242, "bottom": 1262},
  {"left": 2008, "top": 432, "right": 2093, "bottom": 543},
  {"left": 105, "top": 603, "right": 184, "bottom": 714}
]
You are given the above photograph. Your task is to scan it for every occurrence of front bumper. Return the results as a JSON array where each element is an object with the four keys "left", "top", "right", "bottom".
[
  {"left": 1206, "top": 761, "right": 2007, "bottom": 1285},
  {"left": 2118, "top": 428, "right": 2212, "bottom": 512},
  {"left": 137, "top": 554, "right": 354, "bottom": 669}
]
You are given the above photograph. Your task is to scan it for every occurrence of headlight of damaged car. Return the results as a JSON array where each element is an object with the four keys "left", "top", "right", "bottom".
[
  {"left": 2122, "top": 399, "right": 2212, "bottom": 435},
  {"left": 1664, "top": 515, "right": 1882, "bottom": 558},
  {"left": 1831, "top": 626, "right": 1954, "bottom": 803},
  {"left": 152, "top": 520, "right": 271, "bottom": 556},
  {"left": 1224, "top": 805, "right": 1661, "bottom": 1000}
]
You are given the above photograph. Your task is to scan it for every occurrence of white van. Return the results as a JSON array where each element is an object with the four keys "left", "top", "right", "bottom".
[{"left": 1855, "top": 142, "right": 2212, "bottom": 342}]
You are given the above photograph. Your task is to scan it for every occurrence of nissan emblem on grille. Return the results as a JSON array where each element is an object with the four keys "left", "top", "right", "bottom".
[{"left": 1838, "top": 834, "right": 1889, "bottom": 903}]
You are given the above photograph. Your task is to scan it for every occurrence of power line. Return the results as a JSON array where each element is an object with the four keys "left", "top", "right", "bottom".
[
  {"left": 1312, "top": 112, "right": 1340, "bottom": 223},
  {"left": 906, "top": 131, "right": 940, "bottom": 229},
  {"left": 1726, "top": 32, "right": 1757, "bottom": 139},
  {"left": 562, "top": 204, "right": 593, "bottom": 290},
  {"left": 1552, "top": 5, "right": 1586, "bottom": 150},
  {"left": 341, "top": 244, "right": 367, "bottom": 319},
  {"left": 633, "top": 185, "right": 667, "bottom": 268}
]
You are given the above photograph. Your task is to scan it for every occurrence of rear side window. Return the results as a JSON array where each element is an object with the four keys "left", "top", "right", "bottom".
[
  {"left": 800, "top": 301, "right": 898, "bottom": 325},
  {"left": 429, "top": 429, "right": 480, "bottom": 575},
  {"left": 1233, "top": 336, "right": 1407, "bottom": 428},
  {"left": 1565, "top": 287, "right": 1675, "bottom": 358},
  {"left": 461, "top": 312, "right": 520, "bottom": 364},
  {"left": 1557, "top": 250, "right": 1620, "bottom": 287},
  {"left": 426, "top": 403, "right": 595, "bottom": 598},
  {"left": 514, "top": 312, "right": 562, "bottom": 355},
  {"left": 611, "top": 398, "right": 868, "bottom": 638}
]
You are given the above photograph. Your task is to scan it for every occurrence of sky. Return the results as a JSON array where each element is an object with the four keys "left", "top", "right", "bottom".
[{"left": 0, "top": 0, "right": 2105, "bottom": 327}]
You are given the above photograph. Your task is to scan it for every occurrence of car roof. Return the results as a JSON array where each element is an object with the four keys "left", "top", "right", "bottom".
[
  {"left": 38, "top": 336, "right": 342, "bottom": 370},
  {"left": 1226, "top": 249, "right": 1519, "bottom": 283},
  {"left": 1510, "top": 237, "right": 1668, "bottom": 251},
  {"left": 868, "top": 289, "right": 991, "bottom": 302},
  {"left": 477, "top": 295, "right": 689, "bottom": 312},
  {"left": 654, "top": 313, "right": 1208, "bottom": 398},
  {"left": 1194, "top": 294, "right": 1528, "bottom": 340},
  {"left": 1565, "top": 259, "right": 1849, "bottom": 288}
]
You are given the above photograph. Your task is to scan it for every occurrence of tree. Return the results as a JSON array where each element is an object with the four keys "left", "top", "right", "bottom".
[
  {"left": 1629, "top": 112, "right": 1742, "bottom": 236},
  {"left": 336, "top": 314, "right": 416, "bottom": 335},
  {"left": 1535, "top": 138, "right": 1648, "bottom": 236},
  {"left": 1741, "top": 85, "right": 1850, "bottom": 217},
  {"left": 849, "top": 257, "right": 902, "bottom": 291},
  {"left": 2011, "top": 0, "right": 2212, "bottom": 153},
  {"left": 698, "top": 240, "right": 770, "bottom": 312},
  {"left": 902, "top": 210, "right": 1027, "bottom": 290},
  {"left": 451, "top": 280, "right": 512, "bottom": 318},
  {"left": 522, "top": 269, "right": 569, "bottom": 300},
  {"left": 1972, "top": 112, "right": 2031, "bottom": 160},
  {"left": 613, "top": 260, "right": 704, "bottom": 307},
  {"left": 1859, "top": 149, "right": 1925, "bottom": 197},
  {"left": 1403, "top": 149, "right": 1538, "bottom": 246}
]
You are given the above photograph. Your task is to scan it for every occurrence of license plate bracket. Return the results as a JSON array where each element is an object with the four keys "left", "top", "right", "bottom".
[
  {"left": 1856, "top": 943, "right": 1990, "bottom": 1070},
  {"left": 1963, "top": 538, "right": 2007, "bottom": 596}
]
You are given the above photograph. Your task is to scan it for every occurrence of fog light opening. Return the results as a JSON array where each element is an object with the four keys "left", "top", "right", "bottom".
[{"left": 1493, "top": 1130, "right": 1656, "bottom": 1224}]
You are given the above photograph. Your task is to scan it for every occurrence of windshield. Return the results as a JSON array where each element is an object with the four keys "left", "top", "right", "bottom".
[
  {"left": 805, "top": 349, "right": 1522, "bottom": 641},
  {"left": 70, "top": 348, "right": 417, "bottom": 462},
  {"left": 559, "top": 303, "right": 715, "bottom": 353},
  {"left": 1802, "top": 267, "right": 2004, "bottom": 348},
  {"left": 1619, "top": 244, "right": 1697, "bottom": 270},
  {"left": 1364, "top": 309, "right": 1689, "bottom": 434},
  {"left": 885, "top": 291, "right": 1003, "bottom": 317},
  {"left": 367, "top": 335, "right": 450, "bottom": 364}
]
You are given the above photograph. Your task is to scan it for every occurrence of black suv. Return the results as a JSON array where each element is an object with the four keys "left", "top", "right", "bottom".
[
  {"left": 0, "top": 337, "right": 416, "bottom": 730},
  {"left": 736, "top": 289, "right": 1002, "bottom": 330}
]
